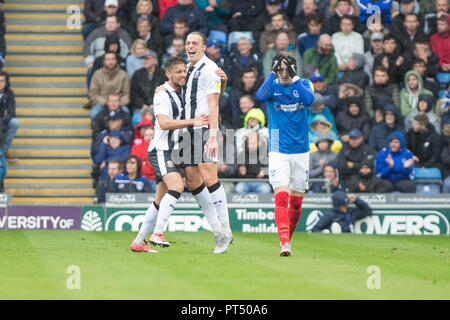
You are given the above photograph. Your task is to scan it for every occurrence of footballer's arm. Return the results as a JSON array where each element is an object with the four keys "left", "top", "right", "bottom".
[
  {"left": 157, "top": 114, "right": 209, "bottom": 130},
  {"left": 205, "top": 93, "right": 220, "bottom": 158},
  {"left": 255, "top": 72, "right": 276, "bottom": 102}
]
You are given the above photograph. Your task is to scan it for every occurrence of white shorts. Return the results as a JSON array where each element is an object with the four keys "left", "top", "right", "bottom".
[{"left": 268, "top": 152, "right": 310, "bottom": 192}]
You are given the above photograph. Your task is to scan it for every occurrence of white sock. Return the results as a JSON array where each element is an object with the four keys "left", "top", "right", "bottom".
[
  {"left": 154, "top": 192, "right": 179, "bottom": 235},
  {"left": 193, "top": 185, "right": 221, "bottom": 235},
  {"left": 209, "top": 183, "right": 232, "bottom": 235},
  {"left": 135, "top": 202, "right": 159, "bottom": 244}
]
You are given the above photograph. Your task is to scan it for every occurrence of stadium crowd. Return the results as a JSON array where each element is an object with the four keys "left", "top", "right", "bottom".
[{"left": 78, "top": 0, "right": 450, "bottom": 202}]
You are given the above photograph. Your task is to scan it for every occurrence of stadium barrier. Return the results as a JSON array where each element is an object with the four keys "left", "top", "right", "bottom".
[{"left": 1, "top": 193, "right": 450, "bottom": 235}]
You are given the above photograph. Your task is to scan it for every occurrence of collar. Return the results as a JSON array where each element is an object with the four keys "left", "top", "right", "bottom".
[{"left": 188, "top": 54, "right": 208, "bottom": 70}]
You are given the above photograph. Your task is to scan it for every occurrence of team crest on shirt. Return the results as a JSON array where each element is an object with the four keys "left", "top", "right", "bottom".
[
  {"left": 166, "top": 160, "right": 175, "bottom": 168},
  {"left": 194, "top": 70, "right": 201, "bottom": 78},
  {"left": 293, "top": 90, "right": 299, "bottom": 98},
  {"left": 136, "top": 182, "right": 144, "bottom": 191}
]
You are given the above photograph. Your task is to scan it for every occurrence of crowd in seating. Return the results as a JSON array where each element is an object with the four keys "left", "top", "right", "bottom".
[{"left": 81, "top": 0, "right": 450, "bottom": 202}]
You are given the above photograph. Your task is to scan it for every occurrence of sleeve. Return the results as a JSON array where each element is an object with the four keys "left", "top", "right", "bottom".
[
  {"left": 311, "top": 211, "right": 335, "bottom": 232},
  {"left": 293, "top": 78, "right": 315, "bottom": 106},
  {"left": 376, "top": 149, "right": 391, "bottom": 178},
  {"left": 153, "top": 92, "right": 171, "bottom": 116},
  {"left": 351, "top": 197, "right": 372, "bottom": 223},
  {"left": 256, "top": 72, "right": 275, "bottom": 102},
  {"left": 204, "top": 66, "right": 221, "bottom": 95}
]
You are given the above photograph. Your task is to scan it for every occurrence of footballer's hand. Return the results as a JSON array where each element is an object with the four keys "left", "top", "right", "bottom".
[
  {"left": 271, "top": 54, "right": 282, "bottom": 74},
  {"left": 154, "top": 85, "right": 166, "bottom": 95},
  {"left": 215, "top": 68, "right": 227, "bottom": 82},
  {"left": 284, "top": 55, "right": 297, "bottom": 78},
  {"left": 193, "top": 114, "right": 209, "bottom": 127},
  {"left": 204, "top": 136, "right": 218, "bottom": 160}
]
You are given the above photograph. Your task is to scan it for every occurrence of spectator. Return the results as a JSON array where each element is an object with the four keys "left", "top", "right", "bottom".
[
  {"left": 97, "top": 0, "right": 128, "bottom": 26},
  {"left": 308, "top": 92, "right": 338, "bottom": 136},
  {"left": 135, "top": 18, "right": 165, "bottom": 58},
  {"left": 311, "top": 163, "right": 345, "bottom": 193},
  {"left": 229, "top": 67, "right": 262, "bottom": 118},
  {"left": 392, "top": 0, "right": 422, "bottom": 36},
  {"left": 412, "top": 58, "right": 440, "bottom": 99},
  {"left": 160, "top": 0, "right": 209, "bottom": 36},
  {"left": 400, "top": 70, "right": 434, "bottom": 117},
  {"left": 263, "top": 32, "right": 302, "bottom": 78},
  {"left": 89, "top": 51, "right": 131, "bottom": 119},
  {"left": 424, "top": 0, "right": 449, "bottom": 36},
  {"left": 91, "top": 34, "right": 127, "bottom": 82},
  {"left": 335, "top": 96, "right": 371, "bottom": 143},
  {"left": 131, "top": 126, "right": 156, "bottom": 190},
  {"left": 309, "top": 132, "right": 339, "bottom": 180},
  {"left": 356, "top": 0, "right": 393, "bottom": 26},
  {"left": 92, "top": 94, "right": 133, "bottom": 139},
  {"left": 235, "top": 107, "right": 269, "bottom": 156},
  {"left": 332, "top": 15, "right": 365, "bottom": 71},
  {"left": 83, "top": 15, "right": 131, "bottom": 70},
  {"left": 259, "top": 12, "right": 297, "bottom": 55},
  {"left": 369, "top": 104, "right": 405, "bottom": 152},
  {"left": 107, "top": 154, "right": 155, "bottom": 192},
  {"left": 0, "top": 71, "right": 19, "bottom": 162},
  {"left": 303, "top": 34, "right": 339, "bottom": 85},
  {"left": 205, "top": 36, "right": 228, "bottom": 76},
  {"left": 130, "top": 50, "right": 166, "bottom": 124},
  {"left": 406, "top": 114, "right": 442, "bottom": 168},
  {"left": 324, "top": 0, "right": 362, "bottom": 35},
  {"left": 127, "top": 0, "right": 161, "bottom": 40},
  {"left": 253, "top": 0, "right": 283, "bottom": 43},
  {"left": 227, "top": 38, "right": 264, "bottom": 88},
  {"left": 160, "top": 37, "right": 188, "bottom": 68},
  {"left": 332, "top": 82, "right": 364, "bottom": 115},
  {"left": 346, "top": 158, "right": 386, "bottom": 192},
  {"left": 405, "top": 94, "right": 441, "bottom": 134},
  {"left": 232, "top": 95, "right": 256, "bottom": 130},
  {"left": 297, "top": 14, "right": 324, "bottom": 57},
  {"left": 235, "top": 131, "right": 272, "bottom": 194},
  {"left": 310, "top": 73, "right": 335, "bottom": 108},
  {"left": 93, "top": 130, "right": 132, "bottom": 179},
  {"left": 364, "top": 66, "right": 400, "bottom": 122},
  {"left": 292, "top": 0, "right": 322, "bottom": 35},
  {"left": 376, "top": 131, "right": 415, "bottom": 192},
  {"left": 132, "top": 116, "right": 154, "bottom": 146},
  {"left": 336, "top": 52, "right": 370, "bottom": 89},
  {"left": 157, "top": 0, "right": 177, "bottom": 19},
  {"left": 308, "top": 114, "right": 342, "bottom": 153},
  {"left": 402, "top": 34, "right": 440, "bottom": 79},
  {"left": 430, "top": 15, "right": 450, "bottom": 72},
  {"left": 397, "top": 13, "right": 425, "bottom": 54},
  {"left": 96, "top": 158, "right": 123, "bottom": 203},
  {"left": 82, "top": 0, "right": 108, "bottom": 40},
  {"left": 228, "top": 0, "right": 265, "bottom": 32},
  {"left": 364, "top": 32, "right": 384, "bottom": 84},
  {"left": 163, "top": 17, "right": 189, "bottom": 52},
  {"left": 337, "top": 128, "right": 375, "bottom": 186},
  {"left": 441, "top": 135, "right": 450, "bottom": 193},
  {"left": 311, "top": 191, "right": 372, "bottom": 233},
  {"left": 195, "top": 0, "right": 229, "bottom": 31},
  {"left": 373, "top": 33, "right": 405, "bottom": 84},
  {"left": 126, "top": 39, "right": 147, "bottom": 78}
]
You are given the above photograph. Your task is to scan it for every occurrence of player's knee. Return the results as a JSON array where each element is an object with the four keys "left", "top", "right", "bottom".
[
  {"left": 172, "top": 183, "right": 184, "bottom": 194},
  {"left": 275, "top": 191, "right": 289, "bottom": 208},
  {"left": 289, "top": 196, "right": 303, "bottom": 211}
]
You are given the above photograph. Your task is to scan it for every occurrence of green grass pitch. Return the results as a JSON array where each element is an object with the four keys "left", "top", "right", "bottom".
[{"left": 0, "top": 230, "right": 449, "bottom": 300}]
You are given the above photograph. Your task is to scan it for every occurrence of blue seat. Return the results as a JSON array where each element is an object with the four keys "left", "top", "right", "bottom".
[
  {"left": 414, "top": 168, "right": 442, "bottom": 179},
  {"left": 337, "top": 72, "right": 343, "bottom": 79},
  {"left": 414, "top": 168, "right": 442, "bottom": 194},
  {"left": 227, "top": 31, "right": 254, "bottom": 52},
  {"left": 439, "top": 90, "right": 447, "bottom": 98},
  {"left": 437, "top": 73, "right": 450, "bottom": 89}
]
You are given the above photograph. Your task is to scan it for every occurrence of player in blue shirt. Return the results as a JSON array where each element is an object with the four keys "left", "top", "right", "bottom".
[{"left": 256, "top": 54, "right": 315, "bottom": 256}]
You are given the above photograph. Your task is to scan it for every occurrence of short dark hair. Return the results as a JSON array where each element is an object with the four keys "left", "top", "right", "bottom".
[
  {"left": 104, "top": 50, "right": 118, "bottom": 60},
  {"left": 405, "top": 13, "right": 418, "bottom": 21},
  {"left": 270, "top": 11, "right": 286, "bottom": 21},
  {"left": 341, "top": 15, "right": 354, "bottom": 24},
  {"left": 383, "top": 33, "right": 396, "bottom": 42},
  {"left": 374, "top": 65, "right": 388, "bottom": 75},
  {"left": 414, "top": 34, "right": 429, "bottom": 44},
  {"left": 174, "top": 17, "right": 188, "bottom": 26},
  {"left": 414, "top": 113, "right": 430, "bottom": 129},
  {"left": 109, "top": 159, "right": 124, "bottom": 172},
  {"left": 412, "top": 58, "right": 426, "bottom": 66},
  {"left": 308, "top": 14, "right": 323, "bottom": 25},
  {"left": 0, "top": 70, "right": 7, "bottom": 79},
  {"left": 164, "top": 56, "right": 187, "bottom": 71},
  {"left": 438, "top": 15, "right": 449, "bottom": 24}
]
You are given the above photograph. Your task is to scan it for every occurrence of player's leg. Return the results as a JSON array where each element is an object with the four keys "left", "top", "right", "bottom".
[
  {"left": 150, "top": 172, "right": 184, "bottom": 247},
  {"left": 288, "top": 152, "right": 310, "bottom": 241},
  {"left": 269, "top": 152, "right": 291, "bottom": 256}
]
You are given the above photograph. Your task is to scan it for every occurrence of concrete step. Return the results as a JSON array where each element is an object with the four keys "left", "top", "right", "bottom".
[
  {"left": 17, "top": 108, "right": 89, "bottom": 117},
  {"left": 5, "top": 178, "right": 93, "bottom": 188},
  {"left": 6, "top": 25, "right": 82, "bottom": 33},
  {"left": 6, "top": 168, "right": 91, "bottom": 177},
  {"left": 3, "top": 3, "right": 84, "bottom": 12},
  {"left": 13, "top": 88, "right": 88, "bottom": 96},
  {"left": 5, "top": 158, "right": 91, "bottom": 170},
  {"left": 5, "top": 55, "right": 85, "bottom": 68},
  {"left": 7, "top": 45, "right": 83, "bottom": 54},
  {"left": 11, "top": 138, "right": 91, "bottom": 151},
  {"left": 8, "top": 149, "right": 90, "bottom": 158},
  {"left": 3, "top": 66, "right": 87, "bottom": 75},
  {"left": 6, "top": 188, "right": 95, "bottom": 196},
  {"left": 11, "top": 197, "right": 93, "bottom": 205},
  {"left": 17, "top": 128, "right": 92, "bottom": 137}
]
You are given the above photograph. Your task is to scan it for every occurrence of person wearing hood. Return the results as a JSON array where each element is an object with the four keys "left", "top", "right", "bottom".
[
  {"left": 369, "top": 103, "right": 405, "bottom": 152},
  {"left": 375, "top": 131, "right": 416, "bottom": 193},
  {"left": 308, "top": 92, "right": 337, "bottom": 135},
  {"left": 309, "top": 132, "right": 339, "bottom": 180},
  {"left": 131, "top": 127, "right": 156, "bottom": 189},
  {"left": 332, "top": 82, "right": 364, "bottom": 115},
  {"left": 235, "top": 107, "right": 269, "bottom": 156},
  {"left": 337, "top": 128, "right": 375, "bottom": 186},
  {"left": 94, "top": 129, "right": 132, "bottom": 179},
  {"left": 311, "top": 190, "right": 372, "bottom": 233},
  {"left": 324, "top": 0, "right": 362, "bottom": 35},
  {"left": 406, "top": 113, "right": 442, "bottom": 168},
  {"left": 107, "top": 154, "right": 155, "bottom": 193},
  {"left": 309, "top": 114, "right": 342, "bottom": 153},
  {"left": 311, "top": 163, "right": 345, "bottom": 193},
  {"left": 405, "top": 94, "right": 441, "bottom": 134},
  {"left": 0, "top": 71, "right": 19, "bottom": 162},
  {"left": 263, "top": 31, "right": 302, "bottom": 78},
  {"left": 400, "top": 70, "right": 434, "bottom": 117},
  {"left": 160, "top": 0, "right": 209, "bottom": 36},
  {"left": 346, "top": 158, "right": 386, "bottom": 193},
  {"left": 336, "top": 53, "right": 369, "bottom": 89},
  {"left": 133, "top": 116, "right": 154, "bottom": 146},
  {"left": 335, "top": 96, "right": 371, "bottom": 143}
]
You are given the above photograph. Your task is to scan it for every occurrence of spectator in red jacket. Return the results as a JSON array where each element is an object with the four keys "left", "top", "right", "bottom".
[
  {"left": 430, "top": 15, "right": 450, "bottom": 72},
  {"left": 131, "top": 126, "right": 156, "bottom": 190}
]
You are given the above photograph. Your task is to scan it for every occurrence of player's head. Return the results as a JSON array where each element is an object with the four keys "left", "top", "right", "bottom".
[
  {"left": 186, "top": 32, "right": 207, "bottom": 64},
  {"left": 164, "top": 56, "right": 188, "bottom": 89},
  {"left": 277, "top": 54, "right": 297, "bottom": 85}
]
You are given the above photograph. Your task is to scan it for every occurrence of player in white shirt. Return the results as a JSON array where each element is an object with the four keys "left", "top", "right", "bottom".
[{"left": 180, "top": 32, "right": 233, "bottom": 253}]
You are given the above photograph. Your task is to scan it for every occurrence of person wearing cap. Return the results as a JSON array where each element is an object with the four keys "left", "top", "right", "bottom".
[
  {"left": 406, "top": 113, "right": 442, "bottom": 168},
  {"left": 308, "top": 92, "right": 337, "bottom": 135},
  {"left": 364, "top": 32, "right": 386, "bottom": 84},
  {"left": 369, "top": 103, "right": 405, "bottom": 152},
  {"left": 259, "top": 12, "right": 297, "bottom": 55},
  {"left": 405, "top": 93, "right": 441, "bottom": 134},
  {"left": 130, "top": 49, "right": 167, "bottom": 124},
  {"left": 375, "top": 131, "right": 415, "bottom": 193},
  {"left": 335, "top": 96, "right": 371, "bottom": 143},
  {"left": 99, "top": 0, "right": 128, "bottom": 26},
  {"left": 309, "top": 114, "right": 342, "bottom": 153},
  {"left": 160, "top": 0, "right": 209, "bottom": 36},
  {"left": 324, "top": 0, "right": 362, "bottom": 35},
  {"left": 336, "top": 52, "right": 369, "bottom": 89},
  {"left": 346, "top": 158, "right": 386, "bottom": 193},
  {"left": 311, "top": 190, "right": 372, "bottom": 233},
  {"left": 83, "top": 0, "right": 111, "bottom": 40},
  {"left": 297, "top": 14, "right": 324, "bottom": 57},
  {"left": 309, "top": 132, "right": 339, "bottom": 180},
  {"left": 337, "top": 128, "right": 375, "bottom": 186},
  {"left": 303, "top": 34, "right": 339, "bottom": 85},
  {"left": 205, "top": 36, "right": 229, "bottom": 79},
  {"left": 253, "top": 0, "right": 283, "bottom": 44}
]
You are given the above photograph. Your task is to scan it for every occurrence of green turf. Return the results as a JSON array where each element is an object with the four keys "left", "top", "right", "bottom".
[{"left": 0, "top": 230, "right": 448, "bottom": 299}]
